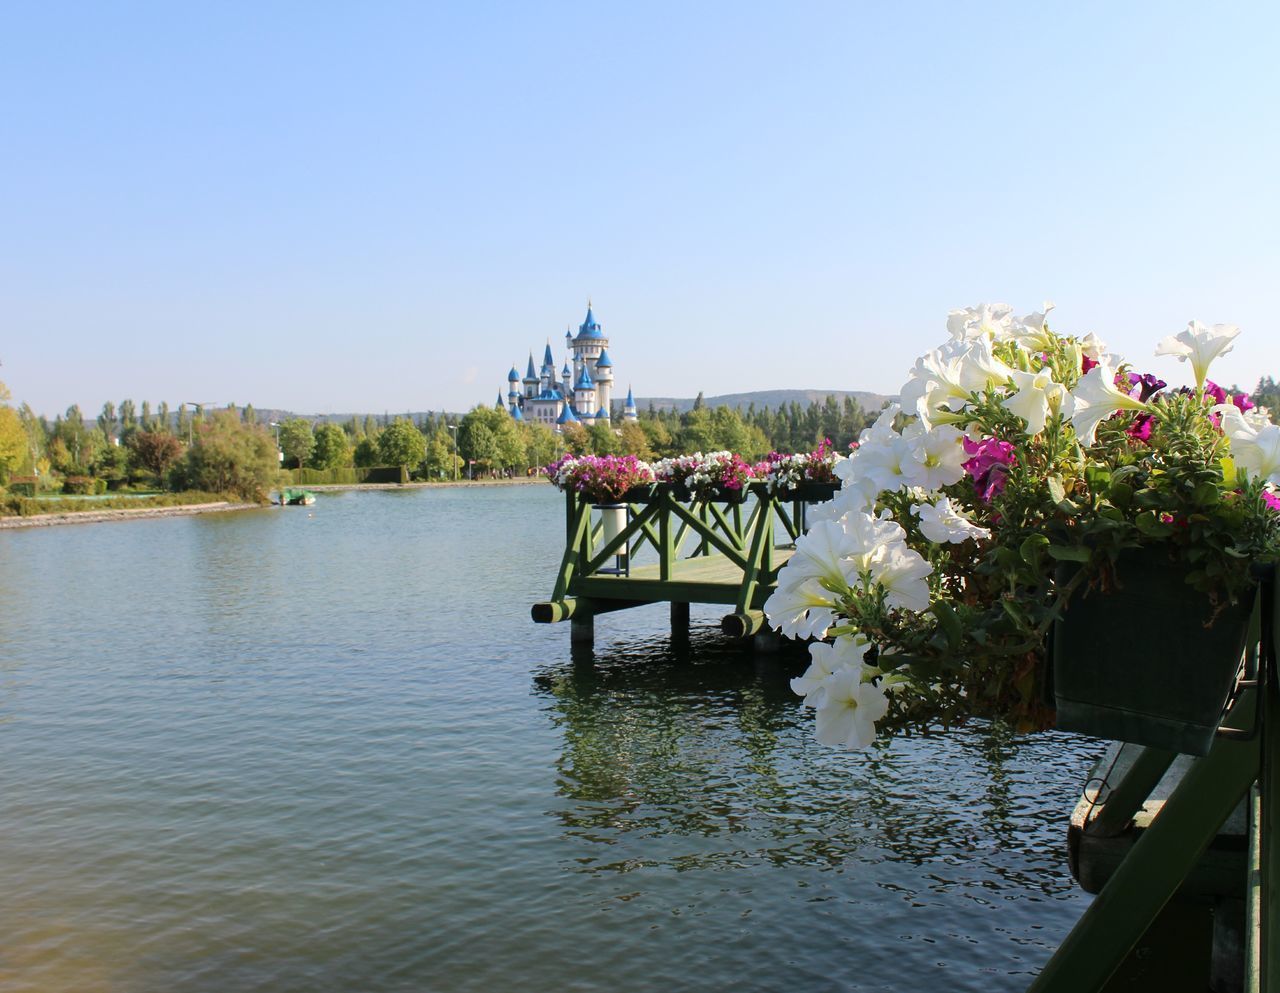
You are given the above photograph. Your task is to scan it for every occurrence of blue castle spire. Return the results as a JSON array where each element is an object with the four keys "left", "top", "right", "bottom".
[
  {"left": 577, "top": 302, "right": 604, "bottom": 340},
  {"left": 625, "top": 386, "right": 636, "bottom": 408}
]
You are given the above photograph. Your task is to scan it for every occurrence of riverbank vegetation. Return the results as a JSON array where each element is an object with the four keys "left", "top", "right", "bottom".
[{"left": 4, "top": 380, "right": 1277, "bottom": 514}]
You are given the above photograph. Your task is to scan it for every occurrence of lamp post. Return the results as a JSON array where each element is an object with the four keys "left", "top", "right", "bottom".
[
  {"left": 447, "top": 423, "right": 458, "bottom": 483},
  {"left": 269, "top": 421, "right": 283, "bottom": 463}
]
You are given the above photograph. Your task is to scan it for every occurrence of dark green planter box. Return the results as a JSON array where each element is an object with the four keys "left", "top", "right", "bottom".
[
  {"left": 1053, "top": 551, "right": 1254, "bottom": 756},
  {"left": 777, "top": 481, "right": 840, "bottom": 502}
]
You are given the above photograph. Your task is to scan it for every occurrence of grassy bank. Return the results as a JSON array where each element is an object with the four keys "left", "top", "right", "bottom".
[{"left": 1, "top": 490, "right": 248, "bottom": 518}]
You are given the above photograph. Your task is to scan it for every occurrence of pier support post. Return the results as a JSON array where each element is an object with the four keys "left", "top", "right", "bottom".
[
  {"left": 670, "top": 601, "right": 690, "bottom": 636},
  {"left": 570, "top": 613, "right": 594, "bottom": 646},
  {"left": 753, "top": 629, "right": 781, "bottom": 653}
]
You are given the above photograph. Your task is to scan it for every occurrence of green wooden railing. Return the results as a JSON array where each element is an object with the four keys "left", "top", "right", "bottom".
[
  {"left": 1029, "top": 565, "right": 1280, "bottom": 992},
  {"left": 532, "top": 482, "right": 833, "bottom": 634}
]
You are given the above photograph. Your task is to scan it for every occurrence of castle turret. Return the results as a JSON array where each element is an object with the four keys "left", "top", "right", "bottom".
[
  {"left": 522, "top": 353, "right": 539, "bottom": 399},
  {"left": 573, "top": 365, "right": 596, "bottom": 418},
  {"left": 624, "top": 386, "right": 638, "bottom": 422},
  {"left": 594, "top": 348, "right": 614, "bottom": 420}
]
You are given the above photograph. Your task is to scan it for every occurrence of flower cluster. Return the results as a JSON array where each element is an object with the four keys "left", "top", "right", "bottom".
[
  {"left": 545, "top": 454, "right": 654, "bottom": 504},
  {"left": 768, "top": 303, "right": 1280, "bottom": 751},
  {"left": 760, "top": 438, "right": 842, "bottom": 493},
  {"left": 654, "top": 451, "right": 757, "bottom": 498}
]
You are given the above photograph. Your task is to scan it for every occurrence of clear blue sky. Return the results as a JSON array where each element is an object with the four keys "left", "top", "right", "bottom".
[{"left": 2, "top": 1, "right": 1277, "bottom": 417}]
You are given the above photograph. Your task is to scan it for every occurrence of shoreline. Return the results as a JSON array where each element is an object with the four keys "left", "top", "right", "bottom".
[
  {"left": 1, "top": 478, "right": 550, "bottom": 529},
  {"left": 0, "top": 501, "right": 261, "bottom": 530},
  {"left": 296, "top": 477, "right": 551, "bottom": 492}
]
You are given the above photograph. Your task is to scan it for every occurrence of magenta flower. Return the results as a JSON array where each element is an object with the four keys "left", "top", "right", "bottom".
[
  {"left": 962, "top": 437, "right": 1017, "bottom": 502},
  {"left": 1133, "top": 374, "right": 1166, "bottom": 403},
  {"left": 1081, "top": 354, "right": 1099, "bottom": 375},
  {"left": 1126, "top": 413, "right": 1154, "bottom": 444},
  {"left": 1204, "top": 380, "right": 1229, "bottom": 406},
  {"left": 1234, "top": 393, "right": 1256, "bottom": 414},
  {"left": 1263, "top": 491, "right": 1280, "bottom": 514}
]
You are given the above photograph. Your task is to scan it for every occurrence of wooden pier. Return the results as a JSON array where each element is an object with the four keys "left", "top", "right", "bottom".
[{"left": 531, "top": 483, "right": 834, "bottom": 645}]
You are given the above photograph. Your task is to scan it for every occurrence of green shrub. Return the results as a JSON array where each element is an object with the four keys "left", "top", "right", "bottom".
[{"left": 62, "top": 476, "right": 96, "bottom": 495}]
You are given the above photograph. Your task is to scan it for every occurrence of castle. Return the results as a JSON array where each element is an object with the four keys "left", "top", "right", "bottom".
[{"left": 501, "top": 303, "right": 638, "bottom": 431}]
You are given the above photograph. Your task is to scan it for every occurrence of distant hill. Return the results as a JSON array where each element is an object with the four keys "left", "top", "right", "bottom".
[{"left": 632, "top": 389, "right": 893, "bottom": 415}]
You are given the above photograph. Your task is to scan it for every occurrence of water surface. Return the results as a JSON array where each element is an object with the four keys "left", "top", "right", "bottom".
[{"left": 0, "top": 486, "right": 1098, "bottom": 992}]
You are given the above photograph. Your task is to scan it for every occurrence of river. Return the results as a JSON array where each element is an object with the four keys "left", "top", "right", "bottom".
[{"left": 0, "top": 485, "right": 1098, "bottom": 992}]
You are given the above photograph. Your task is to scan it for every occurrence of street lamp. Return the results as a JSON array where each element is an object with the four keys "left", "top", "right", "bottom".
[
  {"left": 269, "top": 421, "right": 283, "bottom": 463},
  {"left": 447, "top": 423, "right": 458, "bottom": 482}
]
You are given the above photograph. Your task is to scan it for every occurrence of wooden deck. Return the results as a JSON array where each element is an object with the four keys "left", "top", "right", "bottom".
[{"left": 575, "top": 548, "right": 795, "bottom": 607}]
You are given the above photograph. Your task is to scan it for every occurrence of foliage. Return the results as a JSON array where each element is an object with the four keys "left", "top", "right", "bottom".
[
  {"left": 769, "top": 304, "right": 1280, "bottom": 751},
  {"left": 278, "top": 418, "right": 316, "bottom": 469},
  {"left": 176, "top": 411, "right": 279, "bottom": 501},
  {"left": 352, "top": 437, "right": 380, "bottom": 468},
  {"left": 759, "top": 438, "right": 840, "bottom": 492},
  {"left": 309, "top": 423, "right": 350, "bottom": 470},
  {"left": 377, "top": 418, "right": 427, "bottom": 469},
  {"left": 0, "top": 403, "right": 26, "bottom": 477},
  {"left": 127, "top": 430, "right": 184, "bottom": 477}
]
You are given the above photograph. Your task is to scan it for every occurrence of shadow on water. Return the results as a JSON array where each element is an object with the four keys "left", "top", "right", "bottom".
[{"left": 531, "top": 625, "right": 1102, "bottom": 898}]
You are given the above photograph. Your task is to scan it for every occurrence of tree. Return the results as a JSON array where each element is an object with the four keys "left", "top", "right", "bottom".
[
  {"left": 176, "top": 411, "right": 279, "bottom": 500},
  {"left": 128, "top": 430, "right": 183, "bottom": 478},
  {"left": 587, "top": 421, "right": 620, "bottom": 455},
  {"left": 378, "top": 418, "right": 427, "bottom": 469},
  {"left": 0, "top": 396, "right": 25, "bottom": 477},
  {"left": 423, "top": 430, "right": 462, "bottom": 479},
  {"left": 561, "top": 422, "right": 590, "bottom": 455},
  {"left": 309, "top": 423, "right": 349, "bottom": 469},
  {"left": 352, "top": 437, "right": 380, "bottom": 468},
  {"left": 97, "top": 401, "right": 118, "bottom": 441},
  {"left": 522, "top": 422, "right": 558, "bottom": 470},
  {"left": 278, "top": 418, "right": 315, "bottom": 469},
  {"left": 617, "top": 420, "right": 654, "bottom": 460}
]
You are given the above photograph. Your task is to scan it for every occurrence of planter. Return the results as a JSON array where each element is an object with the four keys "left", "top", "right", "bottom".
[
  {"left": 1052, "top": 550, "right": 1255, "bottom": 756},
  {"left": 705, "top": 484, "right": 751, "bottom": 504},
  {"left": 776, "top": 481, "right": 840, "bottom": 503},
  {"left": 594, "top": 503, "right": 629, "bottom": 558},
  {"left": 620, "top": 483, "right": 657, "bottom": 503},
  {"left": 655, "top": 480, "right": 693, "bottom": 503}
]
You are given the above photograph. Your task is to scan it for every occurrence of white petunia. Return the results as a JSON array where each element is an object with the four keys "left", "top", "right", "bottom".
[
  {"left": 1002, "top": 366, "right": 1073, "bottom": 436},
  {"left": 956, "top": 336, "right": 1017, "bottom": 393},
  {"left": 899, "top": 422, "right": 967, "bottom": 491},
  {"left": 782, "top": 519, "right": 863, "bottom": 591},
  {"left": 1214, "top": 404, "right": 1280, "bottom": 485},
  {"left": 867, "top": 544, "right": 934, "bottom": 612},
  {"left": 946, "top": 302, "right": 1016, "bottom": 342},
  {"left": 899, "top": 349, "right": 970, "bottom": 424},
  {"left": 764, "top": 577, "right": 842, "bottom": 640},
  {"left": 1069, "top": 362, "right": 1151, "bottom": 446},
  {"left": 790, "top": 634, "right": 871, "bottom": 705},
  {"left": 912, "top": 496, "right": 991, "bottom": 544},
  {"left": 813, "top": 668, "right": 891, "bottom": 750},
  {"left": 1005, "top": 302, "right": 1056, "bottom": 352},
  {"left": 1155, "top": 320, "right": 1241, "bottom": 393}
]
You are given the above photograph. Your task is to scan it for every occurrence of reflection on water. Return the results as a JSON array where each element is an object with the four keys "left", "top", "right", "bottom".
[
  {"left": 536, "top": 629, "right": 1097, "bottom": 902},
  {"left": 0, "top": 488, "right": 1100, "bottom": 993}
]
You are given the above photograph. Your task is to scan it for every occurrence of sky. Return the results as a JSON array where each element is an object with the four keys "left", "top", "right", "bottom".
[{"left": 2, "top": 1, "right": 1277, "bottom": 417}]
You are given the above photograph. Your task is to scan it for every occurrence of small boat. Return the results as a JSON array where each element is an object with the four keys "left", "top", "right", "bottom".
[{"left": 281, "top": 488, "right": 317, "bottom": 506}]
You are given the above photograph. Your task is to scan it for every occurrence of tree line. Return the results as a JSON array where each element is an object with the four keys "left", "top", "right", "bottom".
[{"left": 7, "top": 376, "right": 1276, "bottom": 496}]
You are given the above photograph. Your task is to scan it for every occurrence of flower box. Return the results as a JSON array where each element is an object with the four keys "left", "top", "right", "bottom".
[
  {"left": 776, "top": 481, "right": 840, "bottom": 503},
  {"left": 1052, "top": 550, "right": 1256, "bottom": 756}
]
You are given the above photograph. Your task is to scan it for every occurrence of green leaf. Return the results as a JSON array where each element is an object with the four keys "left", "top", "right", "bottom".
[
  {"left": 1047, "top": 476, "right": 1067, "bottom": 505},
  {"left": 1046, "top": 545, "right": 1092, "bottom": 563},
  {"left": 1020, "top": 533, "right": 1050, "bottom": 567},
  {"left": 931, "top": 601, "right": 964, "bottom": 651}
]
